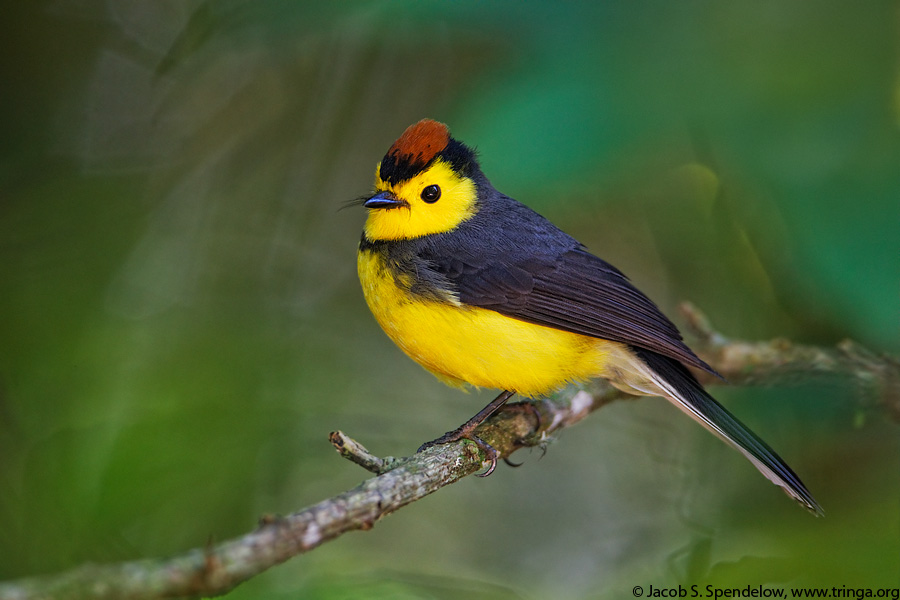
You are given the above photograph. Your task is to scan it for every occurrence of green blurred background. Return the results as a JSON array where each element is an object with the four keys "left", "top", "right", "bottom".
[{"left": 2, "top": 1, "right": 899, "bottom": 597}]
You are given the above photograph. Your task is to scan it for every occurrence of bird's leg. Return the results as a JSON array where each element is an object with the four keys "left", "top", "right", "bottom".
[{"left": 417, "top": 390, "right": 515, "bottom": 476}]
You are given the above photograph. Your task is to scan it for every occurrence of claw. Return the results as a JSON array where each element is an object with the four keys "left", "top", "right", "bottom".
[
  {"left": 416, "top": 390, "right": 514, "bottom": 475},
  {"left": 418, "top": 432, "right": 500, "bottom": 477},
  {"left": 472, "top": 435, "right": 499, "bottom": 476},
  {"left": 503, "top": 401, "right": 543, "bottom": 431}
]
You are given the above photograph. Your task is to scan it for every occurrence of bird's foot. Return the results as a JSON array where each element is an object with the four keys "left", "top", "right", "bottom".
[
  {"left": 418, "top": 428, "right": 500, "bottom": 477},
  {"left": 501, "top": 402, "right": 544, "bottom": 467},
  {"left": 416, "top": 390, "right": 515, "bottom": 477},
  {"left": 501, "top": 401, "right": 543, "bottom": 432}
]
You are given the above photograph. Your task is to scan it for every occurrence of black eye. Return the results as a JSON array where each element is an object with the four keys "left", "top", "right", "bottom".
[{"left": 421, "top": 185, "right": 441, "bottom": 203}]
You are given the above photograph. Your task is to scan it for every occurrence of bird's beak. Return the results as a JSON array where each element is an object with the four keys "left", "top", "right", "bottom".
[{"left": 364, "top": 191, "right": 407, "bottom": 210}]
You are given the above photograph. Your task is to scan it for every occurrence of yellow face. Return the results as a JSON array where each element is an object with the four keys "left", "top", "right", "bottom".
[{"left": 364, "top": 159, "right": 477, "bottom": 241}]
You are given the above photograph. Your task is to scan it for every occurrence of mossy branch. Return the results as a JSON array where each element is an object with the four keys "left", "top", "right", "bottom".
[
  {"left": 678, "top": 303, "right": 900, "bottom": 422},
  {"left": 1, "top": 304, "right": 898, "bottom": 600}
]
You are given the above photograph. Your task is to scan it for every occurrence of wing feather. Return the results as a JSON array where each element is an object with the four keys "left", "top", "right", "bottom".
[{"left": 443, "top": 245, "right": 716, "bottom": 375}]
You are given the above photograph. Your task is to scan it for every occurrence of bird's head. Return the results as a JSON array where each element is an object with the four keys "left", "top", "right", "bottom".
[{"left": 362, "top": 119, "right": 481, "bottom": 241}]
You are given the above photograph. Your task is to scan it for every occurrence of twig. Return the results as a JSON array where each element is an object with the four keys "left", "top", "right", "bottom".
[
  {"left": 679, "top": 302, "right": 900, "bottom": 422},
  {"left": 1, "top": 306, "right": 897, "bottom": 600},
  {"left": 0, "top": 385, "right": 624, "bottom": 600}
]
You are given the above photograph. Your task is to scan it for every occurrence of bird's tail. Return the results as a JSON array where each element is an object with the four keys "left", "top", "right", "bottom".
[{"left": 628, "top": 347, "right": 823, "bottom": 516}]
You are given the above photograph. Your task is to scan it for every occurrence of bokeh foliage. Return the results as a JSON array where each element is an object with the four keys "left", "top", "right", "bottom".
[{"left": 1, "top": 1, "right": 898, "bottom": 598}]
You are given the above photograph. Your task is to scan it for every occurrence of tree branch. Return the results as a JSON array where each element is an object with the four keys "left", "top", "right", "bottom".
[
  {"left": 679, "top": 302, "right": 900, "bottom": 423},
  {"left": 1, "top": 305, "right": 897, "bottom": 600}
]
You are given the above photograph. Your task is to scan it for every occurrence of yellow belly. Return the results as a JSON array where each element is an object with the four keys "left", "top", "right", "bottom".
[{"left": 358, "top": 249, "right": 619, "bottom": 397}]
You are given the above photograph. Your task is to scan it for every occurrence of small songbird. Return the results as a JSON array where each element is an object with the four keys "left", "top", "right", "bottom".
[{"left": 356, "top": 119, "right": 821, "bottom": 515}]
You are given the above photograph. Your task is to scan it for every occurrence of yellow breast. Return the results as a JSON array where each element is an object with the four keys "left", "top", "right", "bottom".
[{"left": 358, "top": 248, "right": 617, "bottom": 397}]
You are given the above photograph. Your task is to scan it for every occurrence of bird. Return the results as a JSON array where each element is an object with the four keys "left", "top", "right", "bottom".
[{"left": 356, "top": 118, "right": 822, "bottom": 515}]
